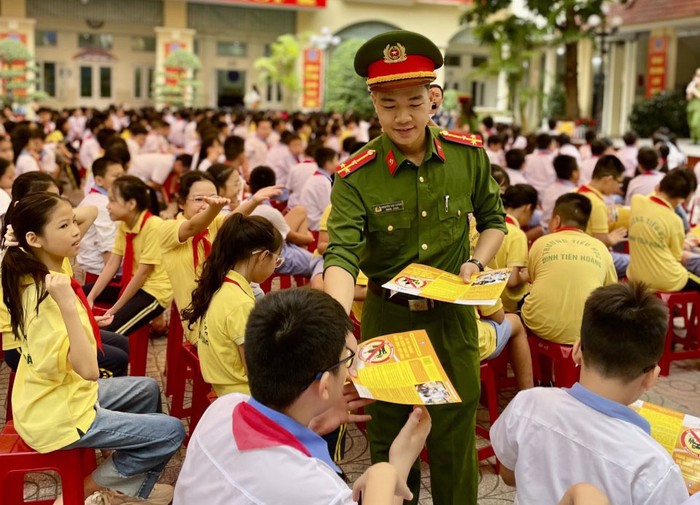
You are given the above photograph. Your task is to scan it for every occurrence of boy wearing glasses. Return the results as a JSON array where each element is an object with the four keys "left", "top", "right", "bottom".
[
  {"left": 492, "top": 282, "right": 690, "bottom": 504},
  {"left": 576, "top": 155, "right": 629, "bottom": 277},
  {"left": 174, "top": 289, "right": 432, "bottom": 505}
]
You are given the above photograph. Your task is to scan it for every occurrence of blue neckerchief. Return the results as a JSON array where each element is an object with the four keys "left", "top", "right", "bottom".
[
  {"left": 247, "top": 397, "right": 341, "bottom": 473},
  {"left": 91, "top": 185, "right": 108, "bottom": 196},
  {"left": 566, "top": 383, "right": 650, "bottom": 435},
  {"left": 315, "top": 169, "right": 332, "bottom": 183}
]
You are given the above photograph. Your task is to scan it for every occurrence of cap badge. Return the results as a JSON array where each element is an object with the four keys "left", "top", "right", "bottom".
[{"left": 383, "top": 43, "right": 407, "bottom": 64}]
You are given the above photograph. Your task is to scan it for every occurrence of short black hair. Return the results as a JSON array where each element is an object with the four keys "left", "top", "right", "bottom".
[
  {"left": 429, "top": 83, "right": 443, "bottom": 95},
  {"left": 659, "top": 168, "right": 697, "bottom": 199},
  {"left": 491, "top": 164, "right": 510, "bottom": 188},
  {"left": 591, "top": 154, "right": 624, "bottom": 180},
  {"left": 223, "top": 135, "right": 245, "bottom": 162},
  {"left": 552, "top": 193, "right": 591, "bottom": 229},
  {"left": 92, "top": 156, "right": 122, "bottom": 179},
  {"left": 314, "top": 147, "right": 337, "bottom": 168},
  {"left": 584, "top": 128, "right": 597, "bottom": 144},
  {"left": 637, "top": 147, "right": 659, "bottom": 172},
  {"left": 178, "top": 171, "right": 218, "bottom": 203},
  {"left": 553, "top": 154, "right": 578, "bottom": 181},
  {"left": 557, "top": 133, "right": 572, "bottom": 146},
  {"left": 623, "top": 131, "right": 638, "bottom": 146},
  {"left": 505, "top": 149, "right": 525, "bottom": 170},
  {"left": 249, "top": 165, "right": 276, "bottom": 194},
  {"left": 175, "top": 153, "right": 193, "bottom": 170},
  {"left": 501, "top": 183, "right": 538, "bottom": 209},
  {"left": 245, "top": 289, "right": 353, "bottom": 410},
  {"left": 487, "top": 135, "right": 503, "bottom": 147},
  {"left": 536, "top": 133, "right": 552, "bottom": 150},
  {"left": 580, "top": 282, "right": 667, "bottom": 382},
  {"left": 590, "top": 139, "right": 608, "bottom": 157},
  {"left": 112, "top": 175, "right": 151, "bottom": 211},
  {"left": 482, "top": 116, "right": 494, "bottom": 129}
]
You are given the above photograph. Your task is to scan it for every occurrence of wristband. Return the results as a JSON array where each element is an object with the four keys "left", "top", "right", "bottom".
[{"left": 467, "top": 258, "right": 484, "bottom": 272}]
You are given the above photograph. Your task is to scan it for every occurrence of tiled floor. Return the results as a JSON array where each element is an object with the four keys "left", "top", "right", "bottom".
[{"left": 1, "top": 334, "right": 699, "bottom": 504}]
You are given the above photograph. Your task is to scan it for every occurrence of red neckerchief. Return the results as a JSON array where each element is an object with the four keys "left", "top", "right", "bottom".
[
  {"left": 577, "top": 185, "right": 603, "bottom": 202},
  {"left": 554, "top": 226, "right": 584, "bottom": 234},
  {"left": 224, "top": 276, "right": 245, "bottom": 291},
  {"left": 193, "top": 230, "right": 211, "bottom": 271},
  {"left": 232, "top": 401, "right": 310, "bottom": 457},
  {"left": 70, "top": 277, "right": 103, "bottom": 352},
  {"left": 505, "top": 216, "right": 518, "bottom": 226},
  {"left": 89, "top": 187, "right": 105, "bottom": 195},
  {"left": 162, "top": 172, "right": 179, "bottom": 204},
  {"left": 649, "top": 195, "right": 673, "bottom": 211},
  {"left": 120, "top": 211, "right": 153, "bottom": 296}
]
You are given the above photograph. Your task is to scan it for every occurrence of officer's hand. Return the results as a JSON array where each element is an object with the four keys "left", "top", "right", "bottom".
[
  {"left": 388, "top": 406, "right": 431, "bottom": 477},
  {"left": 459, "top": 261, "right": 481, "bottom": 283}
]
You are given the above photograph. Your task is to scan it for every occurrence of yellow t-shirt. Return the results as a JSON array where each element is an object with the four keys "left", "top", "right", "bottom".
[
  {"left": 113, "top": 210, "right": 173, "bottom": 308},
  {"left": 160, "top": 213, "right": 227, "bottom": 344},
  {"left": 627, "top": 194, "right": 687, "bottom": 292},
  {"left": 522, "top": 228, "right": 618, "bottom": 344},
  {"left": 576, "top": 185, "right": 609, "bottom": 235},
  {"left": 45, "top": 130, "right": 64, "bottom": 144},
  {"left": 489, "top": 214, "right": 529, "bottom": 312},
  {"left": 198, "top": 270, "right": 253, "bottom": 397},
  {"left": 352, "top": 271, "right": 368, "bottom": 323},
  {"left": 476, "top": 299, "right": 503, "bottom": 361},
  {"left": 12, "top": 271, "right": 99, "bottom": 453},
  {"left": 2, "top": 257, "right": 73, "bottom": 351}
]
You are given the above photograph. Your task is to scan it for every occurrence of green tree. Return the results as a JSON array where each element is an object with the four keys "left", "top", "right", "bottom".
[
  {"left": 255, "top": 34, "right": 306, "bottom": 110},
  {"left": 153, "top": 49, "right": 203, "bottom": 108},
  {"left": 463, "top": 0, "right": 625, "bottom": 120},
  {"left": 0, "top": 39, "right": 47, "bottom": 107},
  {"left": 324, "top": 38, "right": 373, "bottom": 117}
]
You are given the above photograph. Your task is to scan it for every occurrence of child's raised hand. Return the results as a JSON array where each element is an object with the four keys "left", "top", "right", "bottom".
[
  {"left": 388, "top": 406, "right": 431, "bottom": 475},
  {"left": 45, "top": 274, "right": 76, "bottom": 307},
  {"left": 252, "top": 185, "right": 283, "bottom": 204},
  {"left": 203, "top": 196, "right": 231, "bottom": 213}
]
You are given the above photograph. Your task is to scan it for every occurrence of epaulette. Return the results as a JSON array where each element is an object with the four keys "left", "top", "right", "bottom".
[
  {"left": 336, "top": 149, "right": 377, "bottom": 178},
  {"left": 439, "top": 130, "right": 483, "bottom": 148}
]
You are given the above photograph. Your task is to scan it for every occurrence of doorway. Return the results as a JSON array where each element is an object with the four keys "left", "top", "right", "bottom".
[{"left": 216, "top": 70, "right": 245, "bottom": 108}]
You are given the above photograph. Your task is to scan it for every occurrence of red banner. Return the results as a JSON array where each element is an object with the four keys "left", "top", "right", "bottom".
[
  {"left": 646, "top": 36, "right": 668, "bottom": 98},
  {"left": 192, "top": 0, "right": 325, "bottom": 7},
  {"left": 302, "top": 47, "right": 323, "bottom": 109}
]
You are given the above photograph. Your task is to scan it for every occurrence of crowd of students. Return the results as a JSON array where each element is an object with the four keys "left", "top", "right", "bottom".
[{"left": 0, "top": 103, "right": 698, "bottom": 504}]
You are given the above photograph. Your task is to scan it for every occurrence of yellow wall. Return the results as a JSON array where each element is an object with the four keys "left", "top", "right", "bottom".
[
  {"left": 0, "top": 0, "right": 25, "bottom": 18},
  {"left": 164, "top": 0, "right": 188, "bottom": 29}
]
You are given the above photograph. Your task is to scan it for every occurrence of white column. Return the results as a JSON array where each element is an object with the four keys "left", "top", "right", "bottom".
[
  {"left": 496, "top": 44, "right": 510, "bottom": 112},
  {"left": 543, "top": 47, "right": 557, "bottom": 97},
  {"left": 602, "top": 43, "right": 619, "bottom": 135},
  {"left": 618, "top": 39, "right": 638, "bottom": 135},
  {"left": 435, "top": 46, "right": 447, "bottom": 88},
  {"left": 578, "top": 38, "right": 594, "bottom": 118}
]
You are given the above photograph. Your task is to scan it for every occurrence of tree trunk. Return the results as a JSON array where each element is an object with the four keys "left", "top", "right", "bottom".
[{"left": 564, "top": 41, "right": 580, "bottom": 120}]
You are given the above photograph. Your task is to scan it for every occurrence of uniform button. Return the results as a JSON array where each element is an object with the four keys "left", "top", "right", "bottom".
[
  {"left": 457, "top": 210, "right": 462, "bottom": 216},
  {"left": 421, "top": 243, "right": 428, "bottom": 251},
  {"left": 387, "top": 225, "right": 394, "bottom": 232},
  {"left": 419, "top": 176, "right": 425, "bottom": 183},
  {"left": 421, "top": 210, "right": 427, "bottom": 218}
]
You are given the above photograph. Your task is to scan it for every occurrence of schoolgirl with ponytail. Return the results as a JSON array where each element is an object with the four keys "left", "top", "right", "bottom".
[
  {"left": 1, "top": 192, "right": 184, "bottom": 504},
  {"left": 182, "top": 213, "right": 282, "bottom": 396},
  {"left": 86, "top": 175, "right": 173, "bottom": 336}
]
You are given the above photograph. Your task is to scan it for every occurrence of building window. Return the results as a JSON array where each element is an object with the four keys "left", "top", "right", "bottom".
[
  {"left": 472, "top": 56, "right": 487, "bottom": 68},
  {"left": 134, "top": 67, "right": 142, "bottom": 98},
  {"left": 36, "top": 30, "right": 57, "bottom": 47},
  {"left": 131, "top": 36, "right": 156, "bottom": 52},
  {"left": 147, "top": 67, "right": 154, "bottom": 99},
  {"left": 80, "top": 66, "right": 92, "bottom": 98},
  {"left": 216, "top": 41, "right": 247, "bottom": 57},
  {"left": 78, "top": 33, "right": 113, "bottom": 50},
  {"left": 134, "top": 65, "right": 154, "bottom": 100},
  {"left": 40, "top": 62, "right": 56, "bottom": 97},
  {"left": 100, "top": 67, "right": 112, "bottom": 98},
  {"left": 444, "top": 55, "right": 461, "bottom": 67}
]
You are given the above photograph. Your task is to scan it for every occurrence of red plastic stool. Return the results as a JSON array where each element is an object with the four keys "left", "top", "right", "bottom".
[
  {"left": 180, "top": 343, "right": 212, "bottom": 443},
  {"left": 165, "top": 304, "right": 184, "bottom": 396},
  {"left": 527, "top": 334, "right": 580, "bottom": 388},
  {"left": 0, "top": 421, "right": 96, "bottom": 505},
  {"left": 307, "top": 230, "right": 319, "bottom": 253},
  {"left": 656, "top": 291, "right": 700, "bottom": 376},
  {"left": 91, "top": 306, "right": 151, "bottom": 377},
  {"left": 259, "top": 274, "right": 310, "bottom": 294},
  {"left": 168, "top": 339, "right": 192, "bottom": 420}
]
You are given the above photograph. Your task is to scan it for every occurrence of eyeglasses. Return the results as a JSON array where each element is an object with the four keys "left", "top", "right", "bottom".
[
  {"left": 252, "top": 249, "right": 285, "bottom": 269},
  {"left": 187, "top": 195, "right": 218, "bottom": 204}
]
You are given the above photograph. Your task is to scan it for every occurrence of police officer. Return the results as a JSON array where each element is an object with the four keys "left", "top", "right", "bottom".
[{"left": 323, "top": 30, "right": 506, "bottom": 505}]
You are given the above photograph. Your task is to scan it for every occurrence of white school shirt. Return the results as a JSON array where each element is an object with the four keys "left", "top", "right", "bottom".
[
  {"left": 15, "top": 151, "right": 40, "bottom": 175},
  {"left": 251, "top": 203, "right": 290, "bottom": 240},
  {"left": 523, "top": 150, "right": 556, "bottom": 198},
  {"left": 142, "top": 132, "right": 169, "bottom": 154},
  {"left": 76, "top": 188, "right": 118, "bottom": 275},
  {"left": 128, "top": 153, "right": 175, "bottom": 186},
  {"left": 625, "top": 171, "right": 664, "bottom": 206},
  {"left": 245, "top": 135, "right": 269, "bottom": 170},
  {"left": 578, "top": 155, "right": 599, "bottom": 185},
  {"left": 300, "top": 170, "right": 332, "bottom": 231},
  {"left": 504, "top": 168, "right": 527, "bottom": 186},
  {"left": 174, "top": 393, "right": 354, "bottom": 505},
  {"left": 287, "top": 161, "right": 318, "bottom": 208},
  {"left": 79, "top": 133, "right": 100, "bottom": 171},
  {"left": 616, "top": 145, "right": 639, "bottom": 178},
  {"left": 490, "top": 385, "right": 689, "bottom": 505},
  {"left": 558, "top": 143, "right": 582, "bottom": 166},
  {"left": 265, "top": 143, "right": 297, "bottom": 188},
  {"left": 541, "top": 179, "right": 576, "bottom": 225},
  {"left": 0, "top": 189, "right": 11, "bottom": 219}
]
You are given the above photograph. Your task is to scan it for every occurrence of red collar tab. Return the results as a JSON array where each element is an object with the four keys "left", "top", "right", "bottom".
[
  {"left": 232, "top": 401, "right": 311, "bottom": 457},
  {"left": 505, "top": 215, "right": 518, "bottom": 226},
  {"left": 439, "top": 130, "right": 483, "bottom": 148},
  {"left": 577, "top": 185, "right": 603, "bottom": 201},
  {"left": 434, "top": 137, "right": 446, "bottom": 161},
  {"left": 554, "top": 226, "right": 584, "bottom": 234},
  {"left": 336, "top": 149, "right": 376, "bottom": 179},
  {"left": 649, "top": 195, "right": 673, "bottom": 210},
  {"left": 385, "top": 150, "right": 398, "bottom": 176}
]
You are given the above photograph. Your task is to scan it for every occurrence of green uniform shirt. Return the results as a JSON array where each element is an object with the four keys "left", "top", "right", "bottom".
[{"left": 325, "top": 126, "right": 507, "bottom": 284}]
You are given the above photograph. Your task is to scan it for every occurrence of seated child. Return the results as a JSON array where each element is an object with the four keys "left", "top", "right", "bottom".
[
  {"left": 522, "top": 194, "right": 617, "bottom": 344},
  {"left": 491, "top": 184, "right": 534, "bottom": 312},
  {"left": 541, "top": 154, "right": 579, "bottom": 226},
  {"left": 300, "top": 147, "right": 338, "bottom": 231},
  {"left": 576, "top": 154, "right": 629, "bottom": 277},
  {"left": 504, "top": 148, "right": 528, "bottom": 186},
  {"left": 477, "top": 299, "right": 533, "bottom": 390},
  {"left": 3, "top": 193, "right": 184, "bottom": 504},
  {"left": 174, "top": 289, "right": 431, "bottom": 505},
  {"left": 77, "top": 156, "right": 125, "bottom": 284},
  {"left": 625, "top": 147, "right": 662, "bottom": 205},
  {"left": 491, "top": 282, "right": 690, "bottom": 505},
  {"left": 627, "top": 169, "right": 700, "bottom": 292},
  {"left": 86, "top": 175, "right": 173, "bottom": 336},
  {"left": 181, "top": 214, "right": 283, "bottom": 396}
]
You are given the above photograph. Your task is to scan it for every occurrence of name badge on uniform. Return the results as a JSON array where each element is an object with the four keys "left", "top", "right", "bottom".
[{"left": 373, "top": 201, "right": 405, "bottom": 214}]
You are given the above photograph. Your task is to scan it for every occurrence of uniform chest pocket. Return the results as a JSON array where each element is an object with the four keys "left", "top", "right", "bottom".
[
  {"left": 366, "top": 212, "right": 412, "bottom": 257},
  {"left": 437, "top": 195, "right": 472, "bottom": 246}
]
